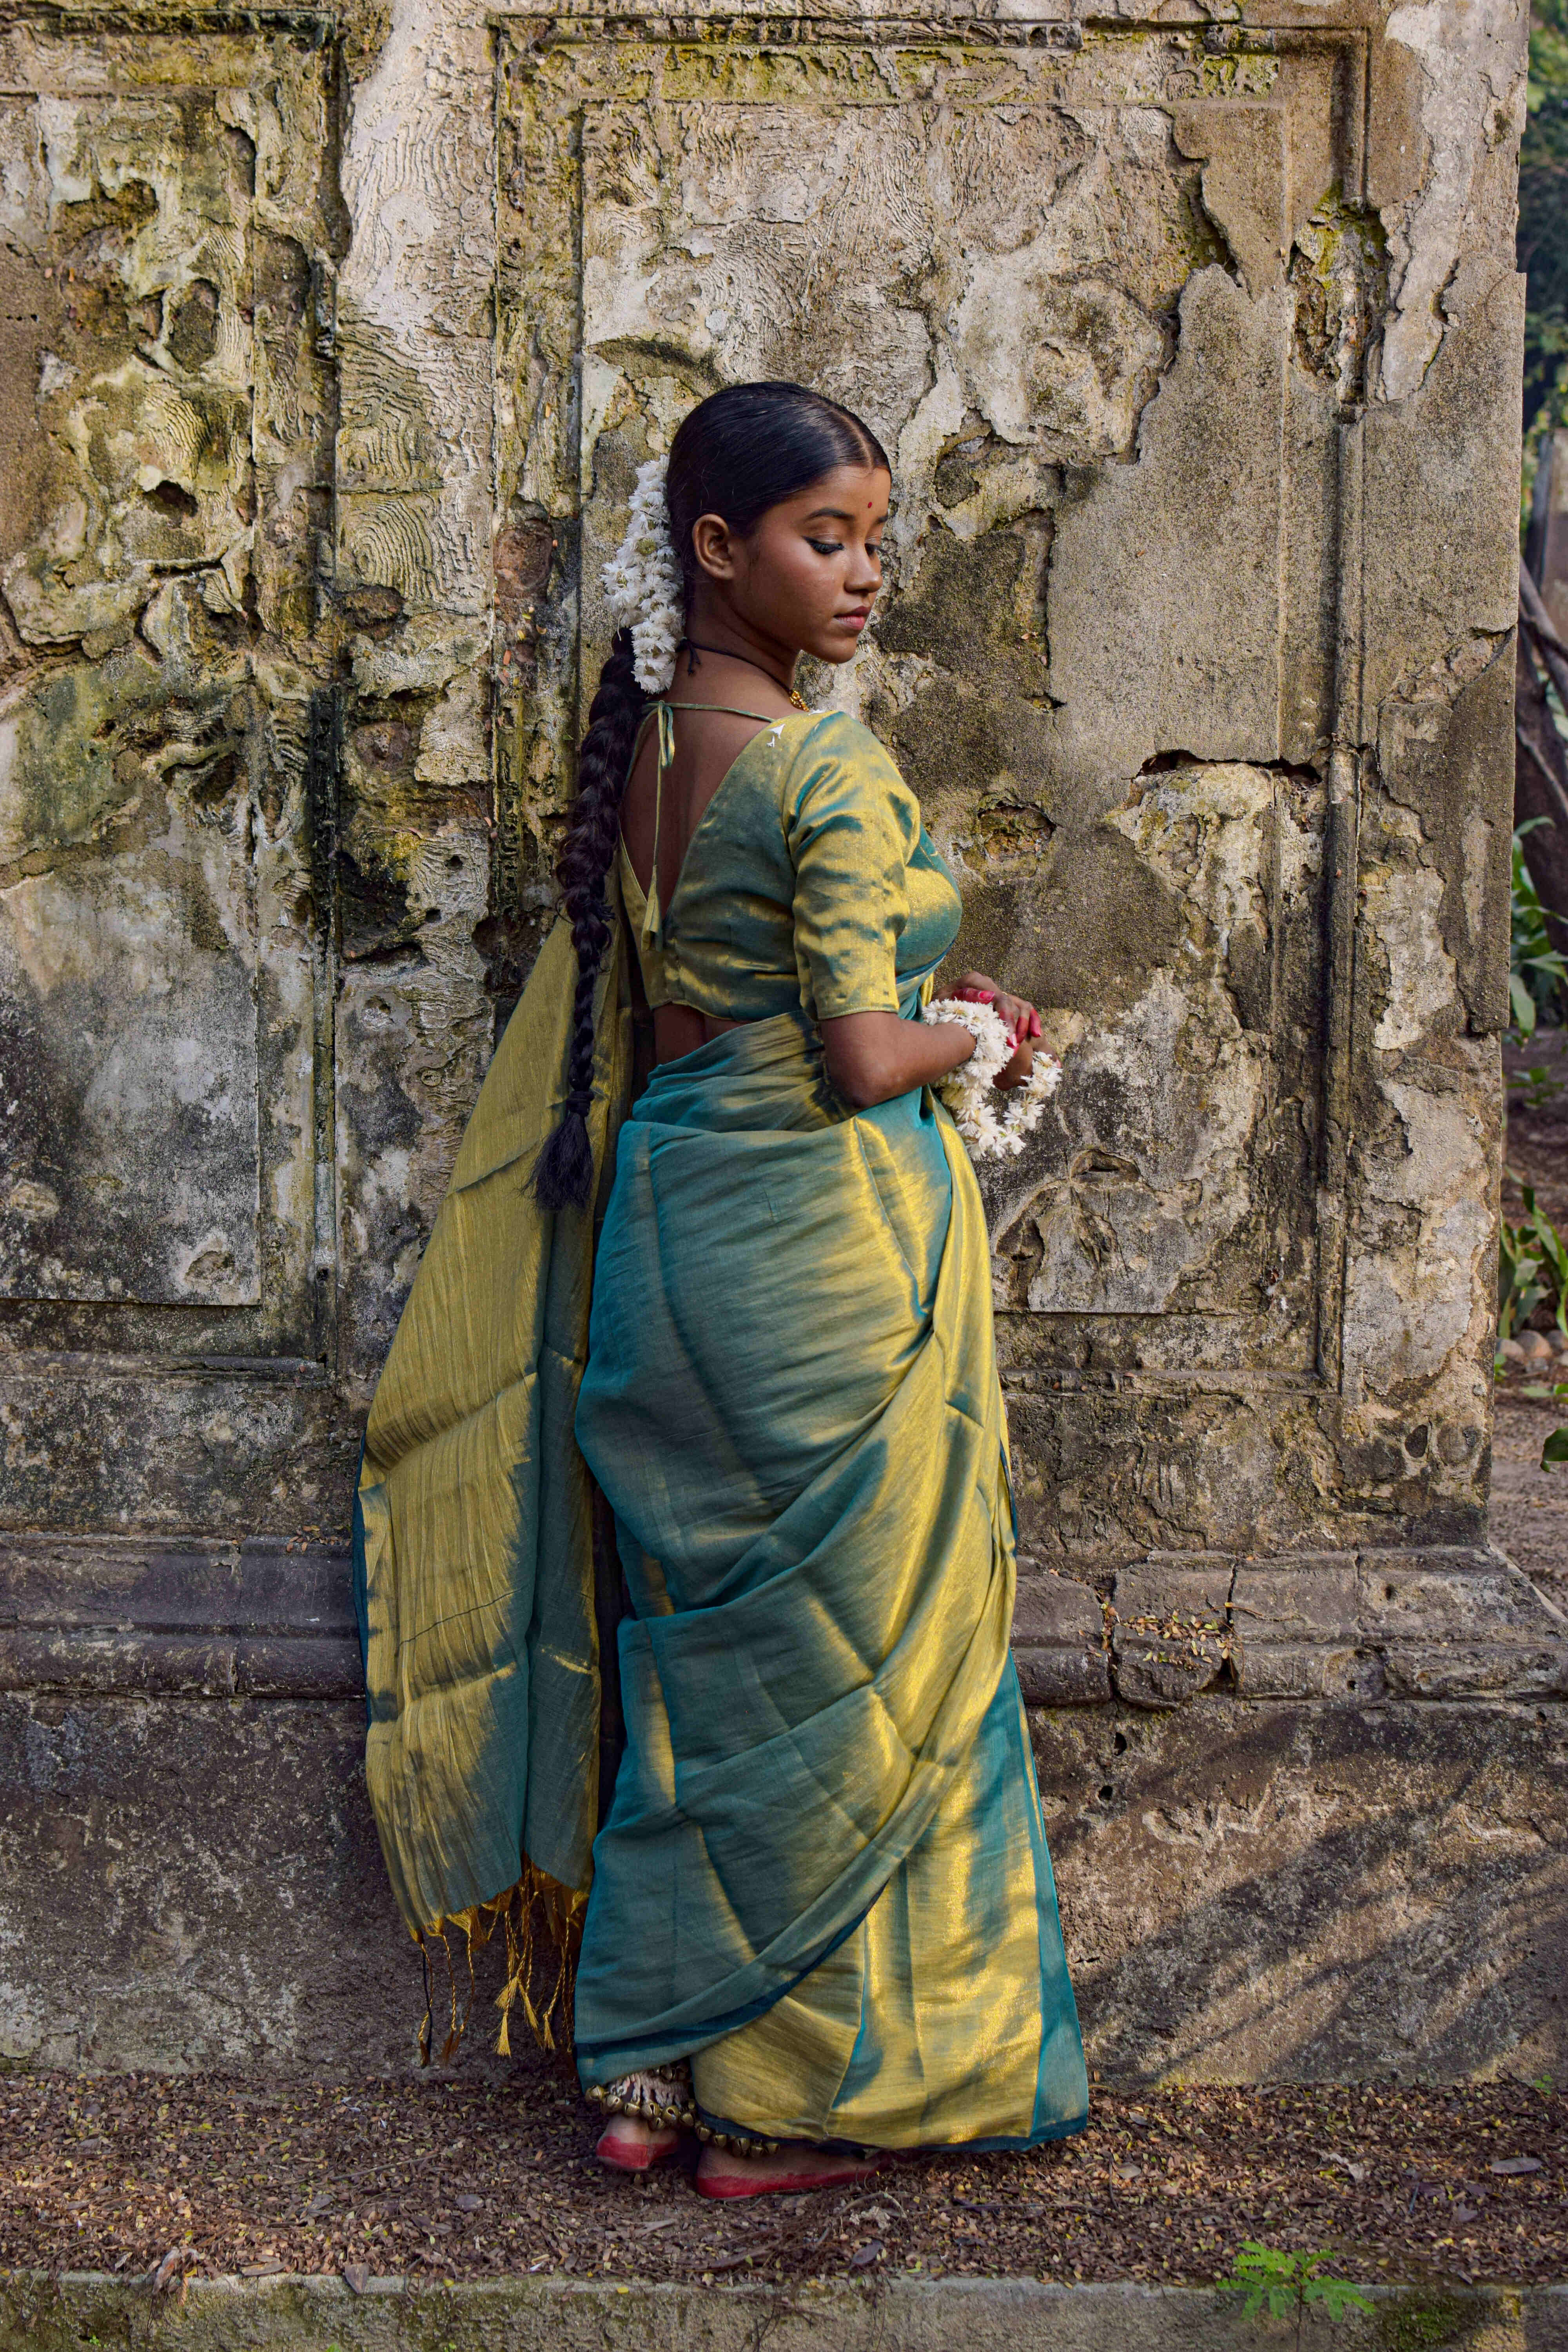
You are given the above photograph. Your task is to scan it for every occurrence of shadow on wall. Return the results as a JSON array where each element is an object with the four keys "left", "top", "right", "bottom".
[{"left": 1035, "top": 1699, "right": 1566, "bottom": 2085}]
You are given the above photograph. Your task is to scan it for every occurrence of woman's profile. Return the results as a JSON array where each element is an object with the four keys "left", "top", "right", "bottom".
[{"left": 354, "top": 380, "right": 1088, "bottom": 2199}]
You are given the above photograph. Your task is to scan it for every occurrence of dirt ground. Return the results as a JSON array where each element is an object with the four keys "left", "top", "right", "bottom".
[{"left": 1, "top": 2067, "right": 1563, "bottom": 2294}]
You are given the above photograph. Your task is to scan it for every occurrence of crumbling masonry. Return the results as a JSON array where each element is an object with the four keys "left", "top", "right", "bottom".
[{"left": 0, "top": 0, "right": 1562, "bottom": 2079}]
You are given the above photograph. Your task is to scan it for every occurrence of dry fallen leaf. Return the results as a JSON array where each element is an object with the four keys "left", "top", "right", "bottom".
[
  {"left": 342, "top": 2261, "right": 371, "bottom": 2294},
  {"left": 1490, "top": 2157, "right": 1544, "bottom": 2176}
]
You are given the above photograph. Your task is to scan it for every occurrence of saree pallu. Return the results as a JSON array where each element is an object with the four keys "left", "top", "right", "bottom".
[{"left": 573, "top": 1007, "right": 1087, "bottom": 2149}]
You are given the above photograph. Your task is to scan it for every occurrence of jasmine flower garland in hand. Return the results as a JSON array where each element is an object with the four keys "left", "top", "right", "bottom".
[{"left": 924, "top": 996, "right": 1062, "bottom": 1159}]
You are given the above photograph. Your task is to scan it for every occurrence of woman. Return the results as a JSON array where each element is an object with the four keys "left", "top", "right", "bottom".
[{"left": 354, "top": 382, "right": 1087, "bottom": 2203}]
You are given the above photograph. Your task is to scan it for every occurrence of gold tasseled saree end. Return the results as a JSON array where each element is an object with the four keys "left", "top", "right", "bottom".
[
  {"left": 410, "top": 1862, "right": 590, "bottom": 2065},
  {"left": 352, "top": 903, "right": 633, "bottom": 2064}
]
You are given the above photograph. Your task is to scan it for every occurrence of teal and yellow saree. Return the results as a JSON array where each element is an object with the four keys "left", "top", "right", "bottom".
[{"left": 354, "top": 709, "right": 1087, "bottom": 2147}]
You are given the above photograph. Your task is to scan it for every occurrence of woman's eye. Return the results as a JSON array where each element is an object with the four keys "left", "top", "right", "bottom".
[{"left": 808, "top": 538, "right": 842, "bottom": 556}]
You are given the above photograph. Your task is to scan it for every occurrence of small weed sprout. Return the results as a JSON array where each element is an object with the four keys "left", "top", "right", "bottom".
[{"left": 1219, "top": 2243, "right": 1373, "bottom": 2347}]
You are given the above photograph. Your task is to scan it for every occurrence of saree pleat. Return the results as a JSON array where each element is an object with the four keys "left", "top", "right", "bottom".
[{"left": 572, "top": 1010, "right": 1087, "bottom": 2146}]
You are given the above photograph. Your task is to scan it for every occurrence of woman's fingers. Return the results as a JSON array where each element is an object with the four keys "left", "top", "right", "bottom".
[
  {"left": 992, "top": 991, "right": 1040, "bottom": 1049},
  {"left": 995, "top": 1038, "right": 1034, "bottom": 1091}
]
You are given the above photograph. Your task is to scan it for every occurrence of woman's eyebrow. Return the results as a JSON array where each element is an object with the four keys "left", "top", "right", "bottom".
[{"left": 802, "top": 505, "right": 857, "bottom": 523}]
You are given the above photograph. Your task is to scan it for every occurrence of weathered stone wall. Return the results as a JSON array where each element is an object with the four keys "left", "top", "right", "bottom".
[{"left": 1, "top": 0, "right": 1563, "bottom": 2079}]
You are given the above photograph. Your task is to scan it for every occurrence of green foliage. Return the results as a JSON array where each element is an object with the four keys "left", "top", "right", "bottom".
[
  {"left": 1498, "top": 1183, "right": 1568, "bottom": 1344},
  {"left": 1220, "top": 2244, "right": 1374, "bottom": 2346},
  {"left": 1510, "top": 1060, "right": 1565, "bottom": 1109},
  {"left": 1510, "top": 824, "right": 1568, "bottom": 1038},
  {"left": 1544, "top": 1421, "right": 1568, "bottom": 1466},
  {"left": 1522, "top": 0, "right": 1568, "bottom": 458}
]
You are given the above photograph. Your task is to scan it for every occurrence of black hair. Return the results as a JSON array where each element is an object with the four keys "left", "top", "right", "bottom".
[{"left": 532, "top": 380, "right": 891, "bottom": 1211}]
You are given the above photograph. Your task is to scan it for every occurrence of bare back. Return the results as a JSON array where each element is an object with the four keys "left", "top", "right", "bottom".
[
  {"left": 620, "top": 697, "right": 788, "bottom": 910},
  {"left": 621, "top": 669, "right": 797, "bottom": 1060}
]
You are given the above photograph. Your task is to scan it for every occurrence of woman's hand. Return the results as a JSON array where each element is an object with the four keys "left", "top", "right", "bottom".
[{"left": 955, "top": 972, "right": 1041, "bottom": 1091}]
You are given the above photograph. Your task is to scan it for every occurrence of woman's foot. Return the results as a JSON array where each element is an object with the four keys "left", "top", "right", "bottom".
[
  {"left": 596, "top": 2115, "right": 684, "bottom": 2172},
  {"left": 696, "top": 2141, "right": 881, "bottom": 2199}
]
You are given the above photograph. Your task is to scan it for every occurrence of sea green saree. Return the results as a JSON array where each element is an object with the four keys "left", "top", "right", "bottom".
[{"left": 356, "top": 708, "right": 1087, "bottom": 2147}]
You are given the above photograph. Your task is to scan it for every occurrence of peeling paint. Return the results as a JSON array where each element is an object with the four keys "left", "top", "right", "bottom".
[{"left": 1378, "top": 0, "right": 1527, "bottom": 402}]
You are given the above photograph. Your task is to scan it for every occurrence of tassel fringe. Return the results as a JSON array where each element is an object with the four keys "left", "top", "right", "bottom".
[{"left": 414, "top": 1859, "right": 587, "bottom": 2066}]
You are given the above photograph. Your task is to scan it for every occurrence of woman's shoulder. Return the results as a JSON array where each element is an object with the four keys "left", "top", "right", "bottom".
[
  {"left": 791, "top": 704, "right": 890, "bottom": 757},
  {"left": 777, "top": 706, "right": 909, "bottom": 797},
  {"left": 773, "top": 707, "right": 920, "bottom": 858}
]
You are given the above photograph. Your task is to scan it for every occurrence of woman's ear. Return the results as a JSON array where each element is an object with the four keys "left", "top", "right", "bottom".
[{"left": 691, "top": 512, "right": 737, "bottom": 582}]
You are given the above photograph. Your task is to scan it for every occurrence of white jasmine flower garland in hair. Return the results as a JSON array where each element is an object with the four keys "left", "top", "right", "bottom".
[
  {"left": 601, "top": 454, "right": 684, "bottom": 693},
  {"left": 926, "top": 997, "right": 1062, "bottom": 1160}
]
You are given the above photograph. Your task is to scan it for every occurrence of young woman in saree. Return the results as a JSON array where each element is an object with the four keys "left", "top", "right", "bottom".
[{"left": 354, "top": 381, "right": 1088, "bottom": 2200}]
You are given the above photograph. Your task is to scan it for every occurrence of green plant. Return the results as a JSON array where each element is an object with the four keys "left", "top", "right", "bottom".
[
  {"left": 1220, "top": 2244, "right": 1373, "bottom": 2346},
  {"left": 1510, "top": 1061, "right": 1565, "bottom": 1111},
  {"left": 1509, "top": 824, "right": 1568, "bottom": 1039},
  {"left": 1498, "top": 1184, "right": 1568, "bottom": 1347}
]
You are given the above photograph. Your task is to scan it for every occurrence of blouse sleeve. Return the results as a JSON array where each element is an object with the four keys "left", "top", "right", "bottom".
[{"left": 783, "top": 715, "right": 921, "bottom": 1020}]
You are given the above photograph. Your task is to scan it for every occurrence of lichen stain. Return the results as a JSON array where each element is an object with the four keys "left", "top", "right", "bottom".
[{"left": 1290, "top": 191, "right": 1391, "bottom": 405}]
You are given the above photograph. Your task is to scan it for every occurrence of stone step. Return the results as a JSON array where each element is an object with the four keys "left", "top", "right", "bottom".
[{"left": 1, "top": 2271, "right": 1561, "bottom": 2352}]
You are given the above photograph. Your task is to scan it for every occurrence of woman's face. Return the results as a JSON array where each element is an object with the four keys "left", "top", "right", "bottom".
[{"left": 691, "top": 462, "right": 891, "bottom": 664}]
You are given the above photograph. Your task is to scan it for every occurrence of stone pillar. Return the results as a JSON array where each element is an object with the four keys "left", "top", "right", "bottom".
[{"left": 1, "top": 0, "right": 1559, "bottom": 2078}]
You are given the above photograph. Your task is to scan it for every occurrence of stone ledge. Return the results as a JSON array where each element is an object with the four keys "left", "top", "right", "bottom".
[
  {"left": 1108, "top": 1546, "right": 1568, "bottom": 1710},
  {"left": 0, "top": 1535, "right": 361, "bottom": 1698},
  {"left": 1, "top": 1538, "right": 1564, "bottom": 1709},
  {"left": 0, "top": 1630, "right": 363, "bottom": 1699},
  {"left": 0, "top": 2273, "right": 1562, "bottom": 2352}
]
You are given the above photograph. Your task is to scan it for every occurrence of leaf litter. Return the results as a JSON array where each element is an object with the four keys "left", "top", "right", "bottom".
[{"left": 0, "top": 2067, "right": 1562, "bottom": 2291}]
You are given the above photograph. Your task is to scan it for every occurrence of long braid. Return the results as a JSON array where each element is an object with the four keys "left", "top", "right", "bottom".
[{"left": 532, "top": 628, "right": 648, "bottom": 1211}]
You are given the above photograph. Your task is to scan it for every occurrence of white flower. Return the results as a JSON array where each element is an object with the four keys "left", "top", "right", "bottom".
[
  {"left": 602, "top": 455, "right": 685, "bottom": 694},
  {"left": 925, "top": 997, "right": 1063, "bottom": 1162}
]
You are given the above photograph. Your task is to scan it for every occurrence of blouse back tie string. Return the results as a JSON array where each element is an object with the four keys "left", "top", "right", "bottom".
[{"left": 635, "top": 701, "right": 789, "bottom": 953}]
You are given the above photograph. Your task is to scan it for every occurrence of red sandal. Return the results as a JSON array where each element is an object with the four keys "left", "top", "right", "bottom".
[
  {"left": 596, "top": 2119, "right": 684, "bottom": 2173},
  {"left": 696, "top": 2149, "right": 882, "bottom": 2200}
]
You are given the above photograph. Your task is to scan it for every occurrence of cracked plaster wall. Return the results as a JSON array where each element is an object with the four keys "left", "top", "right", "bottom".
[{"left": 0, "top": 0, "right": 1561, "bottom": 2078}]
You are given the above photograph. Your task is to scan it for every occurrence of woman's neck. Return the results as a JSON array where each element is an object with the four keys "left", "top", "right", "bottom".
[
  {"left": 677, "top": 609, "right": 800, "bottom": 698},
  {"left": 677, "top": 638, "right": 804, "bottom": 709}
]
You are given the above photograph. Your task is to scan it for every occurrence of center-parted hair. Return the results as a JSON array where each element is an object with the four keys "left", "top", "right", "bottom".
[{"left": 532, "top": 381, "right": 891, "bottom": 1212}]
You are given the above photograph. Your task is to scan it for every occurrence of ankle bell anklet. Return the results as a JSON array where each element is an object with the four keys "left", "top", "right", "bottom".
[{"left": 587, "top": 2060, "right": 697, "bottom": 2131}]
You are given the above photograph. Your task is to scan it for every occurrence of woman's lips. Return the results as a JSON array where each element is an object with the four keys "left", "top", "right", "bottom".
[{"left": 835, "top": 610, "right": 870, "bottom": 632}]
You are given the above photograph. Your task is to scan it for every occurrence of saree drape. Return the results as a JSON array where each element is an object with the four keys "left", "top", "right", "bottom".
[
  {"left": 352, "top": 910, "right": 632, "bottom": 2045},
  {"left": 572, "top": 1007, "right": 1087, "bottom": 2147},
  {"left": 355, "top": 705, "right": 1086, "bottom": 2141}
]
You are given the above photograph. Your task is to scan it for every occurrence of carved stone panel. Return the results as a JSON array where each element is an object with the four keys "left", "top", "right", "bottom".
[
  {"left": 0, "top": 24, "right": 353, "bottom": 1527},
  {"left": 497, "top": 26, "right": 1358, "bottom": 1384}
]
